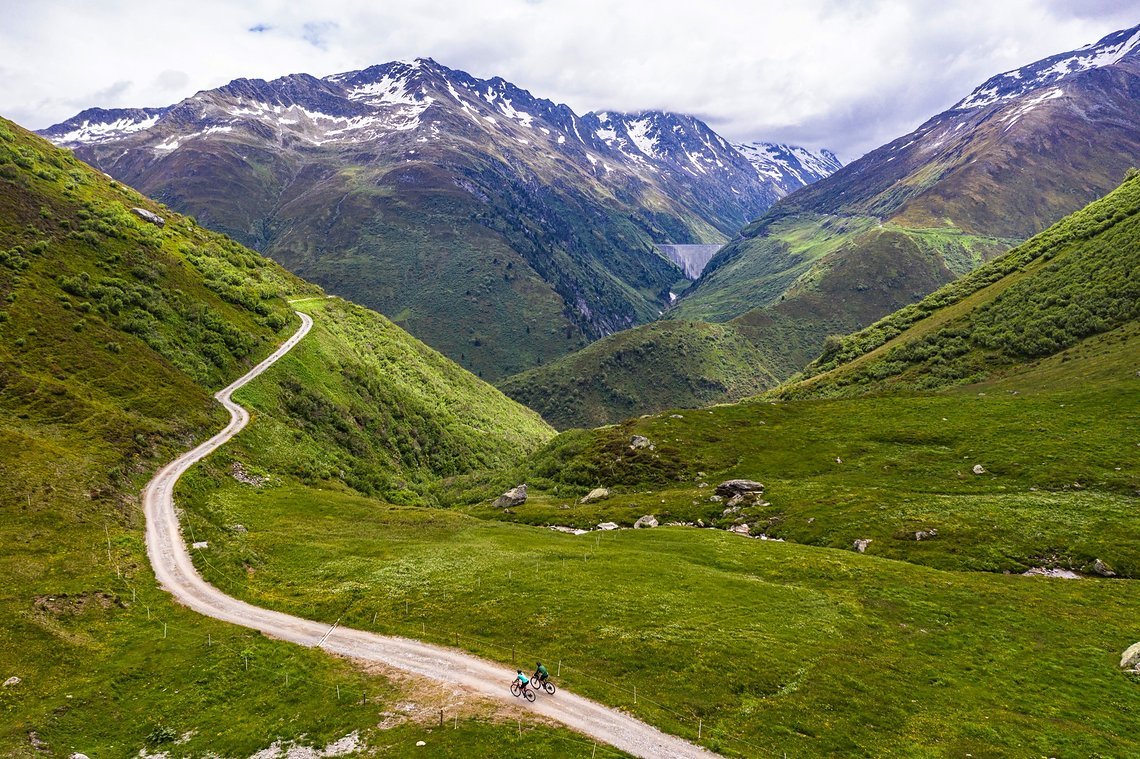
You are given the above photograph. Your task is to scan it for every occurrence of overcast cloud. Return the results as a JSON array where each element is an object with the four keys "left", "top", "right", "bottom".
[{"left": 0, "top": 0, "right": 1136, "bottom": 160}]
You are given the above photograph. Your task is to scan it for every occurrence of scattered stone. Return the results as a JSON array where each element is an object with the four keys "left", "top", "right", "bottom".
[
  {"left": 634, "top": 515, "right": 658, "bottom": 529},
  {"left": 972, "top": 464, "right": 986, "bottom": 475},
  {"left": 807, "top": 517, "right": 815, "bottom": 524},
  {"left": 3, "top": 676, "right": 20, "bottom": 687},
  {"left": 192, "top": 541, "right": 208, "bottom": 549},
  {"left": 596, "top": 522, "right": 619, "bottom": 531},
  {"left": 630, "top": 435, "right": 651, "bottom": 449},
  {"left": 728, "top": 524, "right": 750, "bottom": 536},
  {"left": 835, "top": 457, "right": 842, "bottom": 464},
  {"left": 853, "top": 539, "right": 872, "bottom": 553},
  {"left": 231, "top": 462, "right": 268, "bottom": 487},
  {"left": 130, "top": 207, "right": 165, "bottom": 227},
  {"left": 1121, "top": 642, "right": 1140, "bottom": 670},
  {"left": 416, "top": 741, "right": 427, "bottom": 747},
  {"left": 708, "top": 494, "right": 723, "bottom": 503},
  {"left": 722, "top": 506, "right": 741, "bottom": 516},
  {"left": 1023, "top": 567, "right": 1081, "bottom": 579},
  {"left": 231, "top": 524, "right": 248, "bottom": 534},
  {"left": 670, "top": 414, "right": 684, "bottom": 419},
  {"left": 912, "top": 529, "right": 938, "bottom": 541},
  {"left": 726, "top": 493, "right": 744, "bottom": 508},
  {"left": 697, "top": 482, "right": 708, "bottom": 488},
  {"left": 549, "top": 526, "right": 589, "bottom": 536},
  {"left": 580, "top": 487, "right": 610, "bottom": 504},
  {"left": 1092, "top": 558, "right": 1117, "bottom": 577},
  {"left": 696, "top": 519, "right": 705, "bottom": 527},
  {"left": 715, "top": 480, "right": 765, "bottom": 498},
  {"left": 696, "top": 471, "right": 706, "bottom": 477},
  {"left": 493, "top": 484, "right": 527, "bottom": 509},
  {"left": 70, "top": 754, "right": 90, "bottom": 759}
]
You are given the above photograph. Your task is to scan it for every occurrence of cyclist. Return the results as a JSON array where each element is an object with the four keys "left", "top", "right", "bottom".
[
  {"left": 533, "top": 661, "right": 550, "bottom": 685},
  {"left": 515, "top": 669, "right": 530, "bottom": 689}
]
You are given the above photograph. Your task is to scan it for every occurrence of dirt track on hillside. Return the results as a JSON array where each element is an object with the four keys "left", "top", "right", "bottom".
[{"left": 142, "top": 306, "right": 719, "bottom": 759}]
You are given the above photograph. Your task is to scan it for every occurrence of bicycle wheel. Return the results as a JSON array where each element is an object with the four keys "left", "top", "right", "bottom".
[
  {"left": 510, "top": 682, "right": 522, "bottom": 697},
  {"left": 523, "top": 687, "right": 536, "bottom": 702},
  {"left": 542, "top": 680, "right": 556, "bottom": 695}
]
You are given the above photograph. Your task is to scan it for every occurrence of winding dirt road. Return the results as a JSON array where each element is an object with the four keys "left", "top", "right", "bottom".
[{"left": 143, "top": 308, "right": 718, "bottom": 759}]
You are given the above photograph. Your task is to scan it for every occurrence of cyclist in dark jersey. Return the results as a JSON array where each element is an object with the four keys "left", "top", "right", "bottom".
[{"left": 533, "top": 661, "right": 550, "bottom": 684}]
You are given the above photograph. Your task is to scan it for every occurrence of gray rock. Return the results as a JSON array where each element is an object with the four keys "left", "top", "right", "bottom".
[
  {"left": 630, "top": 435, "right": 651, "bottom": 450},
  {"left": 670, "top": 414, "right": 684, "bottom": 419},
  {"left": 722, "top": 506, "right": 741, "bottom": 516},
  {"left": 726, "top": 493, "right": 744, "bottom": 508},
  {"left": 728, "top": 524, "right": 751, "bottom": 536},
  {"left": 853, "top": 539, "right": 872, "bottom": 553},
  {"left": 913, "top": 529, "right": 938, "bottom": 541},
  {"left": 580, "top": 487, "right": 610, "bottom": 504},
  {"left": 708, "top": 494, "right": 723, "bottom": 503},
  {"left": 1092, "top": 558, "right": 1117, "bottom": 577},
  {"left": 2, "top": 676, "right": 19, "bottom": 687},
  {"left": 972, "top": 464, "right": 986, "bottom": 475},
  {"left": 634, "top": 515, "right": 658, "bottom": 529},
  {"left": 191, "top": 541, "right": 208, "bottom": 549},
  {"left": 596, "top": 522, "right": 619, "bottom": 531},
  {"left": 130, "top": 207, "right": 165, "bottom": 227},
  {"left": 1023, "top": 567, "right": 1081, "bottom": 579},
  {"left": 493, "top": 484, "right": 527, "bottom": 509},
  {"left": 231, "top": 524, "right": 248, "bottom": 534},
  {"left": 1121, "top": 641, "right": 1140, "bottom": 670},
  {"left": 70, "top": 754, "right": 91, "bottom": 759},
  {"left": 715, "top": 479, "right": 765, "bottom": 498}
]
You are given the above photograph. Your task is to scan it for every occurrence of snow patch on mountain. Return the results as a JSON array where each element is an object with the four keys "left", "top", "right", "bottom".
[
  {"left": 735, "top": 142, "right": 843, "bottom": 190},
  {"left": 48, "top": 112, "right": 164, "bottom": 144},
  {"left": 957, "top": 24, "right": 1140, "bottom": 110},
  {"left": 626, "top": 117, "right": 660, "bottom": 158}
]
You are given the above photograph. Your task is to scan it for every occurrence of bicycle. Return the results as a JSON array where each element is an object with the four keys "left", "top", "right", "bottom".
[
  {"left": 531, "top": 672, "right": 556, "bottom": 695},
  {"left": 510, "top": 678, "right": 536, "bottom": 702}
]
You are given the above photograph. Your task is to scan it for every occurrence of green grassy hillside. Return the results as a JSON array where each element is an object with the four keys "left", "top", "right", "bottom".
[
  {"left": 666, "top": 51, "right": 1140, "bottom": 387},
  {"left": 178, "top": 344, "right": 1140, "bottom": 757},
  {"left": 785, "top": 170, "right": 1140, "bottom": 397},
  {"left": 0, "top": 118, "right": 569, "bottom": 756},
  {"left": 170, "top": 159, "right": 1139, "bottom": 756},
  {"left": 497, "top": 321, "right": 777, "bottom": 429}
]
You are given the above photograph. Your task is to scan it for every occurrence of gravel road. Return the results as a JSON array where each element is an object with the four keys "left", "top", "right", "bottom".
[{"left": 143, "top": 308, "right": 719, "bottom": 759}]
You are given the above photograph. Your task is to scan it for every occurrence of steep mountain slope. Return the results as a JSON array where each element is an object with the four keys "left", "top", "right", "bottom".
[
  {"left": 0, "top": 117, "right": 553, "bottom": 754},
  {"left": 40, "top": 59, "right": 838, "bottom": 379},
  {"left": 497, "top": 320, "right": 777, "bottom": 429},
  {"left": 780, "top": 170, "right": 1140, "bottom": 398},
  {"left": 670, "top": 23, "right": 1140, "bottom": 377}
]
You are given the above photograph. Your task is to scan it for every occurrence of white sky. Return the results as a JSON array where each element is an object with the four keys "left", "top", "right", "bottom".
[{"left": 0, "top": 0, "right": 1136, "bottom": 160}]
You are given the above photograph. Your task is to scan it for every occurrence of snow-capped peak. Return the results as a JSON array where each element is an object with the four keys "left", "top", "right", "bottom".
[
  {"left": 734, "top": 142, "right": 842, "bottom": 191},
  {"left": 957, "top": 23, "right": 1140, "bottom": 110}
]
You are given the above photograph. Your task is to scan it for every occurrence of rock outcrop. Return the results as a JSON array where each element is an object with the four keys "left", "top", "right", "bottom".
[
  {"left": 634, "top": 515, "right": 658, "bottom": 529},
  {"left": 715, "top": 479, "right": 765, "bottom": 498},
  {"left": 580, "top": 487, "right": 611, "bottom": 504},
  {"left": 493, "top": 484, "right": 527, "bottom": 509},
  {"left": 130, "top": 207, "right": 165, "bottom": 227}
]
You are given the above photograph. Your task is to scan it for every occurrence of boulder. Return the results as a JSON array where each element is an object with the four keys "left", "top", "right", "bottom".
[
  {"left": 630, "top": 435, "right": 651, "bottom": 450},
  {"left": 972, "top": 464, "right": 986, "bottom": 475},
  {"left": 493, "top": 484, "right": 527, "bottom": 509},
  {"left": 728, "top": 524, "right": 750, "bottom": 535},
  {"left": 580, "top": 487, "right": 610, "bottom": 504},
  {"left": 853, "top": 539, "right": 872, "bottom": 553},
  {"left": 1092, "top": 558, "right": 1117, "bottom": 577},
  {"left": 634, "top": 515, "right": 658, "bottom": 529},
  {"left": 1121, "top": 642, "right": 1140, "bottom": 670},
  {"left": 596, "top": 522, "right": 620, "bottom": 531},
  {"left": 913, "top": 529, "right": 938, "bottom": 541},
  {"left": 715, "top": 480, "right": 765, "bottom": 498},
  {"left": 2, "top": 676, "right": 19, "bottom": 687},
  {"left": 130, "top": 207, "right": 165, "bottom": 227}
]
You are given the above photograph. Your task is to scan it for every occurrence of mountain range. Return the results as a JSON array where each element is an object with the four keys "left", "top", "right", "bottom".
[
  {"left": 503, "top": 22, "right": 1140, "bottom": 427},
  {"left": 40, "top": 59, "right": 839, "bottom": 379}
]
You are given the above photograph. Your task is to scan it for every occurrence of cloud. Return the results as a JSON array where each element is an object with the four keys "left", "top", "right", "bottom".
[{"left": 0, "top": 0, "right": 1135, "bottom": 159}]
